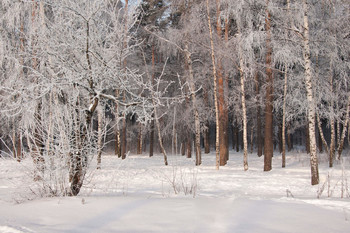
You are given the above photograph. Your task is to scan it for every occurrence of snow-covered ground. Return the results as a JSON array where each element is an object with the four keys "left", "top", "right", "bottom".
[{"left": 1, "top": 150, "right": 350, "bottom": 232}]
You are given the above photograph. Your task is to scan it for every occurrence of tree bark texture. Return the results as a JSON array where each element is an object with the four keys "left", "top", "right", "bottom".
[
  {"left": 302, "top": 0, "right": 319, "bottom": 185},
  {"left": 206, "top": 0, "right": 220, "bottom": 170},
  {"left": 216, "top": 0, "right": 229, "bottom": 166},
  {"left": 264, "top": 0, "right": 274, "bottom": 172}
]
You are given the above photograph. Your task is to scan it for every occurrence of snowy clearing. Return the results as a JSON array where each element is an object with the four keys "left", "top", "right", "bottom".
[{"left": 1, "top": 151, "right": 350, "bottom": 233}]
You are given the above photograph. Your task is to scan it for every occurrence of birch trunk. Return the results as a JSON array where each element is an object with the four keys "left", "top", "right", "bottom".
[
  {"left": 206, "top": 0, "right": 220, "bottom": 170},
  {"left": 281, "top": 0, "right": 291, "bottom": 169},
  {"left": 237, "top": 24, "right": 248, "bottom": 171},
  {"left": 302, "top": 0, "right": 319, "bottom": 185}
]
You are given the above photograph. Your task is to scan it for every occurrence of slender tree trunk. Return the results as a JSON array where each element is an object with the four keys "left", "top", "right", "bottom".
[
  {"left": 287, "top": 124, "right": 292, "bottom": 152},
  {"left": 184, "top": 44, "right": 201, "bottom": 166},
  {"left": 264, "top": 0, "right": 274, "bottom": 172},
  {"left": 206, "top": 0, "right": 220, "bottom": 170},
  {"left": 120, "top": 0, "right": 129, "bottom": 160},
  {"left": 278, "top": 123, "right": 283, "bottom": 154},
  {"left": 12, "top": 122, "right": 17, "bottom": 159},
  {"left": 237, "top": 23, "right": 248, "bottom": 170},
  {"left": 187, "top": 136, "right": 192, "bottom": 158},
  {"left": 17, "top": 132, "right": 22, "bottom": 162},
  {"left": 255, "top": 72, "right": 263, "bottom": 157},
  {"left": 329, "top": 75, "right": 336, "bottom": 167},
  {"left": 336, "top": 104, "right": 341, "bottom": 148},
  {"left": 121, "top": 109, "right": 127, "bottom": 160},
  {"left": 250, "top": 125, "right": 254, "bottom": 154},
  {"left": 172, "top": 106, "right": 176, "bottom": 155},
  {"left": 203, "top": 90, "right": 210, "bottom": 154},
  {"left": 330, "top": 120, "right": 336, "bottom": 167},
  {"left": 115, "top": 90, "right": 121, "bottom": 158},
  {"left": 305, "top": 123, "right": 310, "bottom": 154},
  {"left": 302, "top": 0, "right": 319, "bottom": 185},
  {"left": 224, "top": 16, "right": 230, "bottom": 162},
  {"left": 137, "top": 123, "right": 143, "bottom": 155},
  {"left": 316, "top": 112, "right": 329, "bottom": 154},
  {"left": 149, "top": 44, "right": 156, "bottom": 158},
  {"left": 204, "top": 121, "right": 210, "bottom": 154},
  {"left": 235, "top": 120, "right": 239, "bottom": 152},
  {"left": 97, "top": 104, "right": 103, "bottom": 169},
  {"left": 231, "top": 124, "right": 235, "bottom": 150},
  {"left": 153, "top": 104, "right": 168, "bottom": 165},
  {"left": 181, "top": 140, "right": 186, "bottom": 156},
  {"left": 282, "top": 66, "right": 288, "bottom": 167},
  {"left": 318, "top": 130, "right": 323, "bottom": 153}
]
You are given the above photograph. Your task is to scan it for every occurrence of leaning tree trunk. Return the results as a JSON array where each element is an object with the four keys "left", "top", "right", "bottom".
[
  {"left": 207, "top": 0, "right": 220, "bottom": 170},
  {"left": 153, "top": 104, "right": 168, "bottom": 166},
  {"left": 302, "top": 0, "right": 319, "bottom": 185},
  {"left": 264, "top": 0, "right": 274, "bottom": 172},
  {"left": 316, "top": 112, "right": 329, "bottom": 154}
]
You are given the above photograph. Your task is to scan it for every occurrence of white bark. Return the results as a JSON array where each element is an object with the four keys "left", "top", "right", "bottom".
[
  {"left": 237, "top": 24, "right": 248, "bottom": 171},
  {"left": 302, "top": 0, "right": 319, "bottom": 185}
]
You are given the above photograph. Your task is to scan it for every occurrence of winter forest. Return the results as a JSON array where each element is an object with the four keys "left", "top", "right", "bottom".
[{"left": 0, "top": 0, "right": 350, "bottom": 232}]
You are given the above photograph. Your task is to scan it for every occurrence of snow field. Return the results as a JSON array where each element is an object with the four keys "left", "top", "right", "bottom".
[{"left": 0, "top": 151, "right": 350, "bottom": 232}]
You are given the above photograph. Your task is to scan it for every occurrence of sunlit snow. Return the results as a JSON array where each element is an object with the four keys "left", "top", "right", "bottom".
[{"left": 1, "top": 151, "right": 349, "bottom": 232}]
